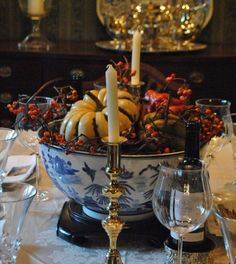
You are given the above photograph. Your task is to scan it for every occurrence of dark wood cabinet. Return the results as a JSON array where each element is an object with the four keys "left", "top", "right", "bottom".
[{"left": 0, "top": 41, "right": 235, "bottom": 127}]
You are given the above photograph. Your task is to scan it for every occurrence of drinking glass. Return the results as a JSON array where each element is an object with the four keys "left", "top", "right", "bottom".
[
  {"left": 227, "top": 113, "right": 236, "bottom": 168},
  {"left": 195, "top": 98, "right": 232, "bottom": 167},
  {"left": 168, "top": 0, "right": 208, "bottom": 50},
  {"left": 15, "top": 96, "right": 51, "bottom": 202},
  {"left": 130, "top": 0, "right": 173, "bottom": 51},
  {"left": 213, "top": 113, "right": 236, "bottom": 263},
  {"left": 98, "top": 0, "right": 133, "bottom": 49},
  {"left": 18, "top": 0, "right": 54, "bottom": 50},
  {"left": 0, "top": 128, "right": 18, "bottom": 192},
  {"left": 0, "top": 182, "right": 36, "bottom": 264},
  {"left": 152, "top": 162, "right": 212, "bottom": 263}
]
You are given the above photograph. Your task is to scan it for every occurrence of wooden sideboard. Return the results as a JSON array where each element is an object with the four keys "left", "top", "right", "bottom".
[{"left": 0, "top": 41, "right": 235, "bottom": 126}]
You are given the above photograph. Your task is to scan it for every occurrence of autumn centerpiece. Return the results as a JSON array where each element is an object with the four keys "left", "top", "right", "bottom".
[{"left": 8, "top": 59, "right": 224, "bottom": 220}]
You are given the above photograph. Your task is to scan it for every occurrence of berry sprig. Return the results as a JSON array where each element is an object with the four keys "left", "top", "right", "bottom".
[
  {"left": 7, "top": 81, "right": 79, "bottom": 133},
  {"left": 111, "top": 56, "right": 136, "bottom": 88},
  {"left": 164, "top": 73, "right": 192, "bottom": 102},
  {"left": 121, "top": 126, "right": 137, "bottom": 140},
  {"left": 181, "top": 105, "right": 224, "bottom": 142}
]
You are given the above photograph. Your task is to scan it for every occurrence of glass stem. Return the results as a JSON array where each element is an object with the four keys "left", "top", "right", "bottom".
[
  {"left": 219, "top": 217, "right": 235, "bottom": 264},
  {"left": 35, "top": 152, "right": 40, "bottom": 199},
  {"left": 177, "top": 235, "right": 183, "bottom": 264},
  {"left": 31, "top": 19, "right": 41, "bottom": 37},
  {"left": 0, "top": 175, "right": 3, "bottom": 192},
  {"left": 0, "top": 171, "right": 6, "bottom": 192}
]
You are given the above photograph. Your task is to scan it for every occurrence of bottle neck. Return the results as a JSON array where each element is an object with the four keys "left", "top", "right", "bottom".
[{"left": 184, "top": 129, "right": 200, "bottom": 160}]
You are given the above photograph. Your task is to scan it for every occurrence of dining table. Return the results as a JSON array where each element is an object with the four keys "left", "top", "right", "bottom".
[{"left": 10, "top": 137, "right": 234, "bottom": 264}]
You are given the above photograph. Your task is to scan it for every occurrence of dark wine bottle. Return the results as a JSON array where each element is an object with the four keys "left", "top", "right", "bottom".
[{"left": 165, "top": 121, "right": 215, "bottom": 253}]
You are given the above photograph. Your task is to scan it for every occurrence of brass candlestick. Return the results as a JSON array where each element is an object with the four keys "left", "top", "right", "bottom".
[
  {"left": 102, "top": 142, "right": 124, "bottom": 264},
  {"left": 128, "top": 81, "right": 145, "bottom": 103}
]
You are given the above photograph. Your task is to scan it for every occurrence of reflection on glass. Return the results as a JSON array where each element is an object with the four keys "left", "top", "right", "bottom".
[
  {"left": 0, "top": 182, "right": 36, "bottom": 264},
  {"left": 15, "top": 96, "right": 51, "bottom": 202},
  {"left": 0, "top": 128, "right": 18, "bottom": 192},
  {"left": 99, "top": 0, "right": 133, "bottom": 49},
  {"left": 152, "top": 162, "right": 212, "bottom": 263},
  {"left": 169, "top": 0, "right": 207, "bottom": 50},
  {"left": 195, "top": 98, "right": 232, "bottom": 167},
  {"left": 96, "top": 0, "right": 213, "bottom": 52}
]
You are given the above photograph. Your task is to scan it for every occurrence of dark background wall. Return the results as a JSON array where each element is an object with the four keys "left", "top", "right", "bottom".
[{"left": 0, "top": 0, "right": 235, "bottom": 45}]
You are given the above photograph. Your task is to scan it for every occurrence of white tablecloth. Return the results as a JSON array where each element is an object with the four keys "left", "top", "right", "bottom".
[{"left": 11, "top": 139, "right": 234, "bottom": 264}]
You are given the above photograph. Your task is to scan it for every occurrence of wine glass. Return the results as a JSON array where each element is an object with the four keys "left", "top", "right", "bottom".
[
  {"left": 130, "top": 0, "right": 173, "bottom": 52},
  {"left": 213, "top": 113, "right": 236, "bottom": 264},
  {"left": 0, "top": 182, "right": 36, "bottom": 264},
  {"left": 152, "top": 161, "right": 212, "bottom": 263},
  {"left": 195, "top": 98, "right": 232, "bottom": 167},
  {"left": 168, "top": 0, "right": 208, "bottom": 50},
  {"left": 18, "top": 0, "right": 54, "bottom": 50},
  {"left": 213, "top": 186, "right": 236, "bottom": 264},
  {"left": 225, "top": 113, "right": 236, "bottom": 169},
  {"left": 0, "top": 128, "right": 18, "bottom": 192},
  {"left": 98, "top": 0, "right": 133, "bottom": 50},
  {"left": 15, "top": 95, "right": 51, "bottom": 202}
]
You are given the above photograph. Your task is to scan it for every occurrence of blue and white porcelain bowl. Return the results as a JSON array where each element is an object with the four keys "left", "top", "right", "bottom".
[{"left": 40, "top": 137, "right": 183, "bottom": 221}]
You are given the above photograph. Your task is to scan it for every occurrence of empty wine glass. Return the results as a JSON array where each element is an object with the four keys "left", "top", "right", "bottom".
[
  {"left": 99, "top": 0, "right": 133, "bottom": 49},
  {"left": 0, "top": 182, "right": 36, "bottom": 264},
  {"left": 168, "top": 0, "right": 208, "bottom": 50},
  {"left": 225, "top": 113, "right": 236, "bottom": 168},
  {"left": 130, "top": 0, "right": 173, "bottom": 51},
  {"left": 213, "top": 113, "right": 236, "bottom": 262},
  {"left": 0, "top": 128, "right": 18, "bottom": 192},
  {"left": 15, "top": 95, "right": 51, "bottom": 202},
  {"left": 152, "top": 162, "right": 212, "bottom": 263},
  {"left": 195, "top": 98, "right": 232, "bottom": 167}
]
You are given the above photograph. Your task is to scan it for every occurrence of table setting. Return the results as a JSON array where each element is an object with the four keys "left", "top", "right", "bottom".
[
  {"left": 1, "top": 22, "right": 236, "bottom": 264},
  {"left": 4, "top": 123, "right": 235, "bottom": 264}
]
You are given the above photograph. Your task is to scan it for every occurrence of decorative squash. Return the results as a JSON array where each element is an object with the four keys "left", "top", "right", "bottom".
[{"left": 60, "top": 88, "right": 139, "bottom": 141}]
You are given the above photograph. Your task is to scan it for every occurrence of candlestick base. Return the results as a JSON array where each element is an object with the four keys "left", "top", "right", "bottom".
[
  {"left": 102, "top": 136, "right": 127, "bottom": 144},
  {"left": 128, "top": 81, "right": 145, "bottom": 103},
  {"left": 18, "top": 31, "right": 54, "bottom": 51},
  {"left": 104, "top": 249, "right": 122, "bottom": 264},
  {"left": 56, "top": 200, "right": 169, "bottom": 247},
  {"left": 17, "top": 0, "right": 54, "bottom": 51}
]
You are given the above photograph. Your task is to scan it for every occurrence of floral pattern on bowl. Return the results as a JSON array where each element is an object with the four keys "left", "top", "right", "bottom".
[{"left": 40, "top": 142, "right": 183, "bottom": 217}]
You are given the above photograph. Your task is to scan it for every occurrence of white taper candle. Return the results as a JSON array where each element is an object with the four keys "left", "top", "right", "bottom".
[
  {"left": 105, "top": 65, "right": 120, "bottom": 143},
  {"left": 131, "top": 30, "right": 141, "bottom": 85}
]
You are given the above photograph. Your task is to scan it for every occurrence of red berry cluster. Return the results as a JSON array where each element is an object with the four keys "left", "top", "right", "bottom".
[
  {"left": 177, "top": 87, "right": 192, "bottom": 102},
  {"left": 199, "top": 108, "right": 224, "bottom": 142},
  {"left": 8, "top": 83, "right": 78, "bottom": 133},
  {"left": 8, "top": 101, "right": 45, "bottom": 126},
  {"left": 143, "top": 124, "right": 172, "bottom": 154},
  {"left": 66, "top": 89, "right": 78, "bottom": 101},
  {"left": 39, "top": 131, "right": 66, "bottom": 145},
  {"left": 183, "top": 106, "right": 224, "bottom": 142},
  {"left": 7, "top": 101, "right": 25, "bottom": 115},
  {"left": 165, "top": 73, "right": 176, "bottom": 83},
  {"left": 64, "top": 137, "right": 103, "bottom": 155},
  {"left": 165, "top": 73, "right": 192, "bottom": 102},
  {"left": 144, "top": 124, "right": 158, "bottom": 138},
  {"left": 111, "top": 56, "right": 136, "bottom": 88},
  {"left": 121, "top": 127, "right": 137, "bottom": 140}
]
